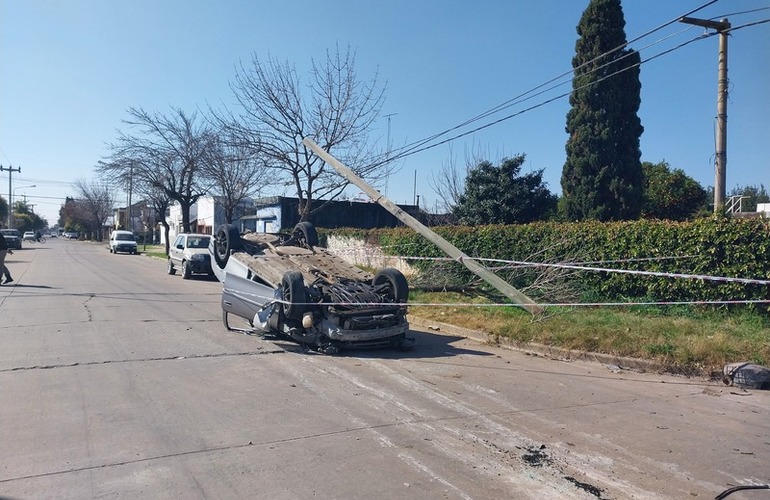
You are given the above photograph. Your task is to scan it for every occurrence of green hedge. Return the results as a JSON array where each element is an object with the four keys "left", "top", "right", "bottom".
[{"left": 328, "top": 217, "right": 770, "bottom": 306}]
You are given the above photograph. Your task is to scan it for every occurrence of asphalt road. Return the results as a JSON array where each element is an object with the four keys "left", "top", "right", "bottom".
[{"left": 0, "top": 239, "right": 767, "bottom": 499}]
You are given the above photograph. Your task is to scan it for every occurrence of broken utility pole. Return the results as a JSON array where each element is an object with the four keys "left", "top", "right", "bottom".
[{"left": 302, "top": 137, "right": 543, "bottom": 316}]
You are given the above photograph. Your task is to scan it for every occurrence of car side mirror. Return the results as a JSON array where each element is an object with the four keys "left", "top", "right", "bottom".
[{"left": 176, "top": 244, "right": 184, "bottom": 249}]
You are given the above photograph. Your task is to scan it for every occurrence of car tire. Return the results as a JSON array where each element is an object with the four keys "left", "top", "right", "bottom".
[
  {"left": 281, "top": 271, "right": 308, "bottom": 321},
  {"left": 293, "top": 222, "right": 318, "bottom": 248},
  {"left": 213, "top": 224, "right": 242, "bottom": 269},
  {"left": 167, "top": 259, "right": 176, "bottom": 275},
  {"left": 182, "top": 260, "right": 191, "bottom": 279},
  {"left": 373, "top": 268, "right": 409, "bottom": 303},
  {"left": 109, "top": 247, "right": 113, "bottom": 253}
]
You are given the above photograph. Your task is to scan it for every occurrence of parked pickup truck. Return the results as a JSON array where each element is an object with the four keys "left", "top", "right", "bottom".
[{"left": 209, "top": 222, "right": 411, "bottom": 354}]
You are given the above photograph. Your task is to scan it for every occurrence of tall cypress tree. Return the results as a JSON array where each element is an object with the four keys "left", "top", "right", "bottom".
[{"left": 561, "top": 0, "right": 644, "bottom": 221}]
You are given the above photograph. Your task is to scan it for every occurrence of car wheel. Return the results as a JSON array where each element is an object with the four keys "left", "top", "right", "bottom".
[
  {"left": 167, "top": 259, "right": 176, "bottom": 275},
  {"left": 182, "top": 260, "right": 191, "bottom": 279},
  {"left": 281, "top": 271, "right": 308, "bottom": 321},
  {"left": 373, "top": 268, "right": 409, "bottom": 303},
  {"left": 109, "top": 247, "right": 113, "bottom": 253},
  {"left": 213, "top": 224, "right": 242, "bottom": 269},
  {"left": 293, "top": 222, "right": 318, "bottom": 248}
]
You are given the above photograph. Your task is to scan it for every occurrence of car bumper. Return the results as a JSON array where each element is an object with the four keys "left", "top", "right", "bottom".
[
  {"left": 318, "top": 319, "right": 410, "bottom": 343},
  {"left": 187, "top": 260, "right": 212, "bottom": 273},
  {"left": 113, "top": 245, "right": 136, "bottom": 253}
]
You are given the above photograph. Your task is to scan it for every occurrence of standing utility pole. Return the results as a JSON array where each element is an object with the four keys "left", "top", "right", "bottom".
[
  {"left": 383, "top": 113, "right": 397, "bottom": 197},
  {"left": 1, "top": 164, "right": 21, "bottom": 228},
  {"left": 679, "top": 16, "right": 730, "bottom": 212}
]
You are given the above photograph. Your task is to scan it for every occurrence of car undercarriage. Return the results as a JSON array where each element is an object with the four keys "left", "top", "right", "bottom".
[{"left": 210, "top": 222, "right": 412, "bottom": 353}]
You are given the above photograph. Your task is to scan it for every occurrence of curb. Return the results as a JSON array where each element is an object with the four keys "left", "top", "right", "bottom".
[{"left": 408, "top": 315, "right": 684, "bottom": 375}]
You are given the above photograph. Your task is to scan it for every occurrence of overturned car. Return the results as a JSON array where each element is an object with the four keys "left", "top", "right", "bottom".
[{"left": 209, "top": 222, "right": 412, "bottom": 353}]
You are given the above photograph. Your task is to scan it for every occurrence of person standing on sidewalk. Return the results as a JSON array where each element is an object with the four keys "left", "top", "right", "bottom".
[{"left": 0, "top": 231, "right": 13, "bottom": 284}]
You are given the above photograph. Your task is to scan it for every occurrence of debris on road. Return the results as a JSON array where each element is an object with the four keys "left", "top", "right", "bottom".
[{"left": 722, "top": 362, "right": 770, "bottom": 390}]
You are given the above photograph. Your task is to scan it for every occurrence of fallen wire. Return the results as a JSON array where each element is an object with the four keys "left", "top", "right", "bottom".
[
  {"left": 221, "top": 287, "right": 770, "bottom": 310},
  {"left": 393, "top": 255, "right": 770, "bottom": 286}
]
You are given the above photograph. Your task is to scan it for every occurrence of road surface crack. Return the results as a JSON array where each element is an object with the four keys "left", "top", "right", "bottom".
[{"left": 0, "top": 349, "right": 285, "bottom": 372}]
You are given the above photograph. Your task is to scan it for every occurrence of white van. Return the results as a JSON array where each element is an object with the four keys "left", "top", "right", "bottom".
[{"left": 109, "top": 230, "right": 138, "bottom": 254}]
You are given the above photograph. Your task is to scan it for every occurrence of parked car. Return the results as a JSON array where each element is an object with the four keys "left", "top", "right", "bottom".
[
  {"left": 109, "top": 230, "right": 138, "bottom": 254},
  {"left": 0, "top": 229, "right": 22, "bottom": 249},
  {"left": 167, "top": 233, "right": 213, "bottom": 279},
  {"left": 209, "top": 222, "right": 411, "bottom": 354},
  {"left": 63, "top": 231, "right": 79, "bottom": 239},
  {"left": 22, "top": 231, "right": 36, "bottom": 242}
]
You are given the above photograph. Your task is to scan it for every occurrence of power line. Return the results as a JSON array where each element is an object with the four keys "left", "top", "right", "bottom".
[
  {"left": 377, "top": 10, "right": 769, "bottom": 168},
  {"left": 726, "top": 18, "right": 770, "bottom": 31},
  {"left": 386, "top": 29, "right": 721, "bottom": 162},
  {"left": 379, "top": 0, "right": 724, "bottom": 165},
  {"left": 711, "top": 6, "right": 770, "bottom": 19}
]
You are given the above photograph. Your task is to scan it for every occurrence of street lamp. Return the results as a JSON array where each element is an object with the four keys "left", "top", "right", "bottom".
[{"left": 11, "top": 184, "right": 36, "bottom": 228}]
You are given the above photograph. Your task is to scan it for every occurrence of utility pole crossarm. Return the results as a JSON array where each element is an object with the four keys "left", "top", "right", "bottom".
[
  {"left": 679, "top": 17, "right": 730, "bottom": 31},
  {"left": 302, "top": 137, "right": 543, "bottom": 316}
]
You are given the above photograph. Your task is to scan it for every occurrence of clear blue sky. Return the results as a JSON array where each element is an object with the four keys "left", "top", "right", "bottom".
[{"left": 1, "top": 0, "right": 768, "bottom": 225}]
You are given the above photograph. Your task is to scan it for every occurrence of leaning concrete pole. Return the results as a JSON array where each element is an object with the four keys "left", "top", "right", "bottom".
[{"left": 303, "top": 137, "right": 543, "bottom": 315}]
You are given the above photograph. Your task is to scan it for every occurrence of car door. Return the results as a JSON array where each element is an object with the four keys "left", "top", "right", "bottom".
[{"left": 170, "top": 235, "right": 185, "bottom": 266}]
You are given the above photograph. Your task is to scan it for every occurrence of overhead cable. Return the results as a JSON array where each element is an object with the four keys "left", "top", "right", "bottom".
[{"left": 378, "top": 0, "right": 723, "bottom": 165}]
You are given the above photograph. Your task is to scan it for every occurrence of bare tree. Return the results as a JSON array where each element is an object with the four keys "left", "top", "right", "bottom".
[
  {"left": 429, "top": 144, "right": 488, "bottom": 214},
  {"left": 202, "top": 130, "right": 271, "bottom": 223},
  {"left": 137, "top": 183, "right": 172, "bottom": 253},
  {"left": 430, "top": 159, "right": 465, "bottom": 215},
  {"left": 219, "top": 45, "right": 387, "bottom": 221},
  {"left": 73, "top": 179, "right": 113, "bottom": 240},
  {"left": 99, "top": 107, "right": 214, "bottom": 232}
]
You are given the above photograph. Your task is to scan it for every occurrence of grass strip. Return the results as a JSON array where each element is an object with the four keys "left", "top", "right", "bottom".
[{"left": 408, "top": 291, "right": 770, "bottom": 372}]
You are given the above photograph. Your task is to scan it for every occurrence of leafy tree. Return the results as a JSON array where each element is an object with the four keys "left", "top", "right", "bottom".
[
  {"left": 12, "top": 200, "right": 47, "bottom": 233},
  {"left": 219, "top": 45, "right": 387, "bottom": 222},
  {"left": 641, "top": 161, "right": 708, "bottom": 220},
  {"left": 454, "top": 155, "right": 557, "bottom": 225},
  {"left": 728, "top": 184, "right": 769, "bottom": 212},
  {"left": 561, "top": 0, "right": 644, "bottom": 221}
]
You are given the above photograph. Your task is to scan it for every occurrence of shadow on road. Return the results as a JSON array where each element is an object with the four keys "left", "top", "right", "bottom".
[
  {"left": 355, "top": 330, "right": 494, "bottom": 360},
  {"left": 0, "top": 284, "right": 55, "bottom": 289},
  {"left": 272, "top": 329, "right": 492, "bottom": 360}
]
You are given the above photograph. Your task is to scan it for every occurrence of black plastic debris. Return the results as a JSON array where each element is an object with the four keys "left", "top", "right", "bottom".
[{"left": 722, "top": 362, "right": 770, "bottom": 390}]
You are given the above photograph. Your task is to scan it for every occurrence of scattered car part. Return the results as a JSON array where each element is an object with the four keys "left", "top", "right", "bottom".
[{"left": 723, "top": 362, "right": 770, "bottom": 390}]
